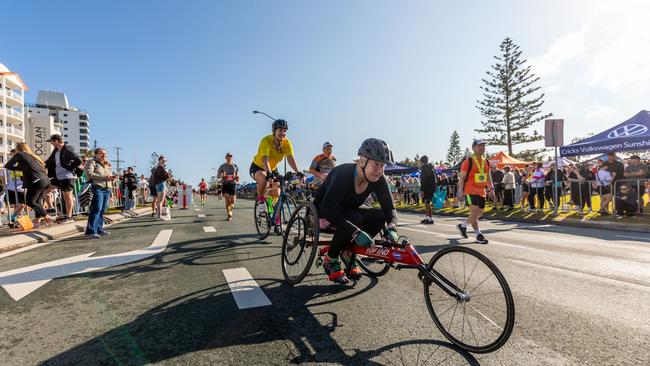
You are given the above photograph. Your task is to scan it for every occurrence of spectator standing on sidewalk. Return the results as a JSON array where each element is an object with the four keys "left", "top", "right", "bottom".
[
  {"left": 419, "top": 155, "right": 437, "bottom": 224},
  {"left": 83, "top": 148, "right": 116, "bottom": 238},
  {"left": 151, "top": 156, "right": 171, "bottom": 219},
  {"left": 1, "top": 149, "right": 26, "bottom": 220},
  {"left": 566, "top": 164, "right": 593, "bottom": 216},
  {"left": 44, "top": 134, "right": 82, "bottom": 223},
  {"left": 490, "top": 164, "right": 505, "bottom": 208},
  {"left": 137, "top": 174, "right": 148, "bottom": 204},
  {"left": 5, "top": 143, "right": 54, "bottom": 227},
  {"left": 122, "top": 167, "right": 138, "bottom": 210},
  {"left": 624, "top": 155, "right": 647, "bottom": 212},
  {"left": 529, "top": 162, "right": 546, "bottom": 212},
  {"left": 544, "top": 163, "right": 565, "bottom": 210},
  {"left": 595, "top": 163, "right": 613, "bottom": 215},
  {"left": 519, "top": 167, "right": 531, "bottom": 211},
  {"left": 502, "top": 166, "right": 516, "bottom": 210},
  {"left": 412, "top": 176, "right": 421, "bottom": 205},
  {"left": 606, "top": 152, "right": 625, "bottom": 191}
]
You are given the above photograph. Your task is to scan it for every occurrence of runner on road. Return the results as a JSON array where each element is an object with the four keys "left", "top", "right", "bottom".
[
  {"left": 218, "top": 153, "right": 239, "bottom": 221},
  {"left": 198, "top": 178, "right": 208, "bottom": 205},
  {"left": 456, "top": 139, "right": 494, "bottom": 244}
]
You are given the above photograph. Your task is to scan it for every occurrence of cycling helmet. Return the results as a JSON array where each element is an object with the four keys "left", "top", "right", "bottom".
[
  {"left": 272, "top": 119, "right": 289, "bottom": 131},
  {"left": 358, "top": 138, "right": 394, "bottom": 164}
]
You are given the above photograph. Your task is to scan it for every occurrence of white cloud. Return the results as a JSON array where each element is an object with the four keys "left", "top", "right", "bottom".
[
  {"left": 529, "top": 27, "right": 588, "bottom": 77},
  {"left": 530, "top": 1, "right": 650, "bottom": 95},
  {"left": 584, "top": 105, "right": 618, "bottom": 121}
]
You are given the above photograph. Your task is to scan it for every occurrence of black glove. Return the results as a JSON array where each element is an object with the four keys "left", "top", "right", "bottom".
[{"left": 296, "top": 172, "right": 305, "bottom": 179}]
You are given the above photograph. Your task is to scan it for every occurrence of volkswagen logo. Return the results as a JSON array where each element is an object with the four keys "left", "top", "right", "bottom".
[{"left": 607, "top": 124, "right": 647, "bottom": 139}]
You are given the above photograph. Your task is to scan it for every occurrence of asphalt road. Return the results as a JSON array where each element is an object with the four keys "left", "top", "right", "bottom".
[{"left": 0, "top": 196, "right": 648, "bottom": 365}]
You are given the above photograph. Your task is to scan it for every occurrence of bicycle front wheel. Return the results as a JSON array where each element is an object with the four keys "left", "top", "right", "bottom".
[
  {"left": 277, "top": 194, "right": 298, "bottom": 236},
  {"left": 423, "top": 246, "right": 514, "bottom": 353},
  {"left": 254, "top": 199, "right": 271, "bottom": 240}
]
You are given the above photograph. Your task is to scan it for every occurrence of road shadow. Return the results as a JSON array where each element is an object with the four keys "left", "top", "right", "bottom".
[{"left": 41, "top": 279, "right": 477, "bottom": 365}]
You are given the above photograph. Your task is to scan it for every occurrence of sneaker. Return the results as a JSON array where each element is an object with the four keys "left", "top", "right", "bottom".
[
  {"left": 323, "top": 257, "right": 349, "bottom": 284},
  {"left": 98, "top": 231, "right": 110, "bottom": 236},
  {"left": 420, "top": 218, "right": 434, "bottom": 225},
  {"left": 84, "top": 233, "right": 101, "bottom": 239},
  {"left": 457, "top": 223, "right": 468, "bottom": 239},
  {"left": 346, "top": 258, "right": 363, "bottom": 281},
  {"left": 476, "top": 234, "right": 488, "bottom": 244},
  {"left": 61, "top": 217, "right": 75, "bottom": 224}
]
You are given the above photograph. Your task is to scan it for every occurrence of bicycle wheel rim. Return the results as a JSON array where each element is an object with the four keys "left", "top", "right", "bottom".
[
  {"left": 254, "top": 200, "right": 271, "bottom": 239},
  {"left": 423, "top": 246, "right": 515, "bottom": 353},
  {"left": 358, "top": 255, "right": 390, "bottom": 277}
]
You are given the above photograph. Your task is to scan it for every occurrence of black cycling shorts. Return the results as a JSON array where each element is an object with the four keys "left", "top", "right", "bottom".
[
  {"left": 466, "top": 194, "right": 486, "bottom": 209},
  {"left": 249, "top": 162, "right": 278, "bottom": 179},
  {"left": 222, "top": 182, "right": 236, "bottom": 196}
]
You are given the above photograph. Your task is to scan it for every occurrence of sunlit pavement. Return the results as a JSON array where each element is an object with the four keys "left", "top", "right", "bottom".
[{"left": 0, "top": 196, "right": 648, "bottom": 365}]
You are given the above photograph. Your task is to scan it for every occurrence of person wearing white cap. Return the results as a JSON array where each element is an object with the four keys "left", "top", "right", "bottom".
[
  {"left": 309, "top": 142, "right": 337, "bottom": 186},
  {"left": 456, "top": 139, "right": 494, "bottom": 244}
]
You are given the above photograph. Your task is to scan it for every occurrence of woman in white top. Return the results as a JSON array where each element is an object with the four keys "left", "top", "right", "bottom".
[
  {"left": 502, "top": 166, "right": 516, "bottom": 210},
  {"left": 529, "top": 163, "right": 546, "bottom": 211},
  {"left": 595, "top": 164, "right": 613, "bottom": 214}
]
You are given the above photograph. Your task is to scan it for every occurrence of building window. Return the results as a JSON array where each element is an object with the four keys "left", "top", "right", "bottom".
[
  {"left": 79, "top": 114, "right": 88, "bottom": 120},
  {"left": 63, "top": 114, "right": 67, "bottom": 117},
  {"left": 64, "top": 134, "right": 68, "bottom": 137},
  {"left": 64, "top": 128, "right": 68, "bottom": 131}
]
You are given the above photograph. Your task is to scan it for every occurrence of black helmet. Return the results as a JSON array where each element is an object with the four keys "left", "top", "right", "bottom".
[
  {"left": 420, "top": 155, "right": 429, "bottom": 164},
  {"left": 358, "top": 138, "right": 394, "bottom": 164},
  {"left": 272, "top": 119, "right": 288, "bottom": 131}
]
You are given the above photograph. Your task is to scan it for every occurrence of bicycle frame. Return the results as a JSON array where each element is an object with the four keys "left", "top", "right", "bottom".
[
  {"left": 316, "top": 238, "right": 466, "bottom": 300},
  {"left": 265, "top": 177, "right": 294, "bottom": 227}
]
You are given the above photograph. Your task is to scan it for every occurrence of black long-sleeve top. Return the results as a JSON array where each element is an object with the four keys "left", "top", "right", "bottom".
[
  {"left": 4, "top": 152, "right": 49, "bottom": 185},
  {"left": 314, "top": 163, "right": 398, "bottom": 232}
]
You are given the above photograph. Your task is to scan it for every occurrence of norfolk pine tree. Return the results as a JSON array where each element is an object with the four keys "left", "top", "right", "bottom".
[
  {"left": 446, "top": 130, "right": 463, "bottom": 166},
  {"left": 475, "top": 37, "right": 552, "bottom": 158}
]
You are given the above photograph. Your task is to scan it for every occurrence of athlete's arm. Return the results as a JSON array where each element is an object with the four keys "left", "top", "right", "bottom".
[
  {"left": 376, "top": 177, "right": 398, "bottom": 226},
  {"left": 261, "top": 156, "right": 272, "bottom": 173},
  {"left": 287, "top": 155, "right": 300, "bottom": 174}
]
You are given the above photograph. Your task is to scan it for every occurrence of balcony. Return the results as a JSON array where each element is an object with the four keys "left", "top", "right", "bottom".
[
  {"left": 3, "top": 107, "right": 24, "bottom": 121},
  {"left": 4, "top": 88, "right": 24, "bottom": 103},
  {"left": 0, "top": 125, "right": 25, "bottom": 138}
]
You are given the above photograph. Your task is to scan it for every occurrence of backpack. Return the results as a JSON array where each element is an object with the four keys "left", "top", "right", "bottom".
[{"left": 462, "top": 156, "right": 490, "bottom": 187}]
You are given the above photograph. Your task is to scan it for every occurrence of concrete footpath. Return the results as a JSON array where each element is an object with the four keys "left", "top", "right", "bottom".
[{"left": 0, "top": 207, "right": 151, "bottom": 253}]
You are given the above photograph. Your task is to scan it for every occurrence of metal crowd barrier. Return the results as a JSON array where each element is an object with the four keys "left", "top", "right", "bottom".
[{"left": 1, "top": 172, "right": 139, "bottom": 227}]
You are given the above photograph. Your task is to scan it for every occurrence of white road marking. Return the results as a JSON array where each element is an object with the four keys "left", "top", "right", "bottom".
[
  {"left": 203, "top": 226, "right": 216, "bottom": 232},
  {"left": 198, "top": 214, "right": 206, "bottom": 218},
  {"left": 223, "top": 268, "right": 271, "bottom": 309},
  {"left": 0, "top": 230, "right": 173, "bottom": 301},
  {"left": 195, "top": 209, "right": 201, "bottom": 211}
]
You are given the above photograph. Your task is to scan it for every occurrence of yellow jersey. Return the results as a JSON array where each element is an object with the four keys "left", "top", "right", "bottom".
[{"left": 252, "top": 135, "right": 294, "bottom": 171}]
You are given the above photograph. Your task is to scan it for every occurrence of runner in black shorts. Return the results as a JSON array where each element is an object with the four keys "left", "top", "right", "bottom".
[
  {"left": 465, "top": 194, "right": 486, "bottom": 209},
  {"left": 219, "top": 153, "right": 240, "bottom": 221}
]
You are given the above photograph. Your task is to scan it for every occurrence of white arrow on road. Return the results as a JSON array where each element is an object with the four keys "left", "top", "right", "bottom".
[{"left": 0, "top": 229, "right": 173, "bottom": 301}]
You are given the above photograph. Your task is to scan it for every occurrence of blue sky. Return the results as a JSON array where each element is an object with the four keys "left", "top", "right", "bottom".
[{"left": 3, "top": 0, "right": 649, "bottom": 184}]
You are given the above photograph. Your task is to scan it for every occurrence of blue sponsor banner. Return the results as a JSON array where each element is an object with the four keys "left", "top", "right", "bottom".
[{"left": 560, "top": 111, "right": 650, "bottom": 157}]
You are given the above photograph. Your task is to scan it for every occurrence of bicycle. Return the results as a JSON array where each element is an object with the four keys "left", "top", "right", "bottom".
[
  {"left": 281, "top": 202, "right": 515, "bottom": 354},
  {"left": 253, "top": 172, "right": 299, "bottom": 239}
]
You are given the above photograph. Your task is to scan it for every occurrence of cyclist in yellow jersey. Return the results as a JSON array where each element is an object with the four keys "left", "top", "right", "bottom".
[{"left": 250, "top": 119, "right": 302, "bottom": 202}]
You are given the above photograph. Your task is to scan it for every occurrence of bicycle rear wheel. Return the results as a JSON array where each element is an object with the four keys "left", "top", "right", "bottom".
[
  {"left": 423, "top": 246, "right": 514, "bottom": 353},
  {"left": 254, "top": 199, "right": 271, "bottom": 240},
  {"left": 281, "top": 202, "right": 319, "bottom": 284}
]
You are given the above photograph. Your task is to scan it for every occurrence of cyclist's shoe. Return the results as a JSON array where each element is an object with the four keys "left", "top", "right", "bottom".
[
  {"left": 323, "top": 256, "right": 349, "bottom": 284},
  {"left": 476, "top": 234, "right": 488, "bottom": 244},
  {"left": 457, "top": 223, "right": 468, "bottom": 238},
  {"left": 420, "top": 218, "right": 434, "bottom": 225},
  {"left": 256, "top": 195, "right": 265, "bottom": 203},
  {"left": 347, "top": 258, "right": 362, "bottom": 281}
]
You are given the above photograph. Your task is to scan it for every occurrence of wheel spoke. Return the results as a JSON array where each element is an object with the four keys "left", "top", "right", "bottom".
[
  {"left": 467, "top": 303, "right": 504, "bottom": 332},
  {"left": 467, "top": 272, "right": 495, "bottom": 294}
]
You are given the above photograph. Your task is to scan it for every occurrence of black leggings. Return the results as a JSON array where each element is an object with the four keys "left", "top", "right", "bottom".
[
  {"left": 326, "top": 207, "right": 386, "bottom": 258},
  {"left": 26, "top": 179, "right": 49, "bottom": 218},
  {"left": 528, "top": 187, "right": 545, "bottom": 209}
]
